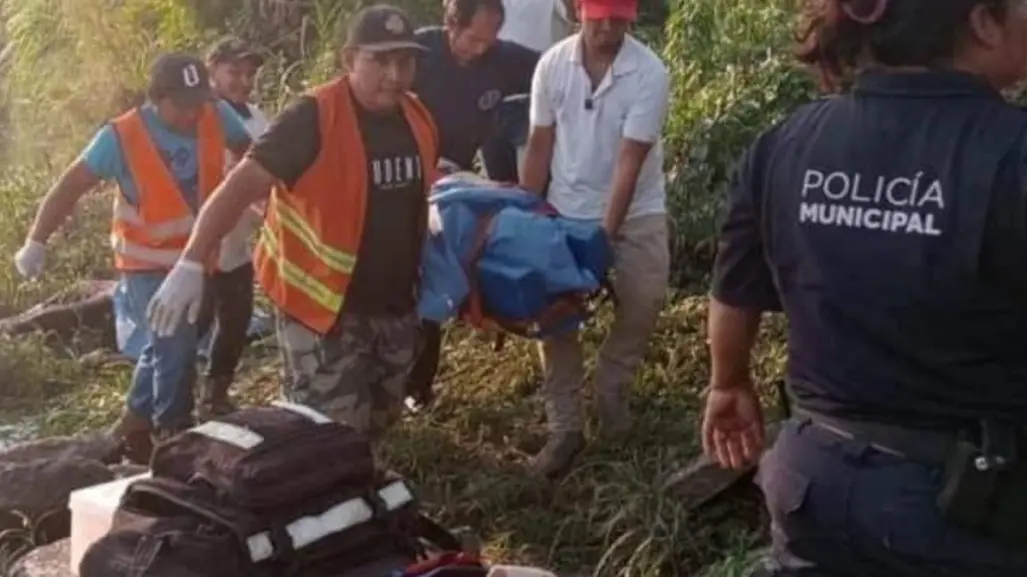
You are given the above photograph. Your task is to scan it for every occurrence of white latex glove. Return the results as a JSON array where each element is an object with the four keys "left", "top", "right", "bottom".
[
  {"left": 146, "top": 259, "right": 205, "bottom": 338},
  {"left": 14, "top": 239, "right": 46, "bottom": 279}
]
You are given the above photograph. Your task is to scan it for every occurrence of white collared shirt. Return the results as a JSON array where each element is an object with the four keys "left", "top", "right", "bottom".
[
  {"left": 529, "top": 33, "right": 670, "bottom": 221},
  {"left": 219, "top": 103, "right": 269, "bottom": 272}
]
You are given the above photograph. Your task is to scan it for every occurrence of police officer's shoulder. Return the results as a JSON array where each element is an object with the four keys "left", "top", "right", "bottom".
[
  {"left": 770, "top": 96, "right": 837, "bottom": 143},
  {"left": 740, "top": 98, "right": 834, "bottom": 172}
]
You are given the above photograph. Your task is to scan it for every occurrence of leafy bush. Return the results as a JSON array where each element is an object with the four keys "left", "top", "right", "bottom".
[
  {"left": 661, "top": 0, "right": 815, "bottom": 287},
  {"left": 0, "top": 0, "right": 444, "bottom": 163}
]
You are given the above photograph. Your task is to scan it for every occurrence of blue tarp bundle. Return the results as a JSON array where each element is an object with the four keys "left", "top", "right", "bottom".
[{"left": 417, "top": 175, "right": 611, "bottom": 337}]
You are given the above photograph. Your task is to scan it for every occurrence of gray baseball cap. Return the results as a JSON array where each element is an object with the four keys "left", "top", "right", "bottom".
[{"left": 148, "top": 52, "right": 213, "bottom": 106}]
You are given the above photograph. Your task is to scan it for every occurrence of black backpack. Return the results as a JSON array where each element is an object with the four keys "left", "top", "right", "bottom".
[{"left": 79, "top": 403, "right": 475, "bottom": 577}]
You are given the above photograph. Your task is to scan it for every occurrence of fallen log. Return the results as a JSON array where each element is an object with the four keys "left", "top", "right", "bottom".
[
  {"left": 0, "top": 459, "right": 114, "bottom": 517},
  {"left": 0, "top": 435, "right": 122, "bottom": 467},
  {"left": 0, "top": 281, "right": 117, "bottom": 348}
]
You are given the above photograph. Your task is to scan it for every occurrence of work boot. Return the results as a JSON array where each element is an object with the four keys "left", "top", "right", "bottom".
[
  {"left": 528, "top": 432, "right": 586, "bottom": 479},
  {"left": 196, "top": 376, "right": 237, "bottom": 421},
  {"left": 110, "top": 411, "right": 153, "bottom": 466}
]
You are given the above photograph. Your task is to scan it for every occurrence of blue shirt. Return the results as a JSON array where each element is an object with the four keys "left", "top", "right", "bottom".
[
  {"left": 81, "top": 101, "right": 250, "bottom": 210},
  {"left": 711, "top": 71, "right": 1027, "bottom": 429},
  {"left": 413, "top": 27, "right": 539, "bottom": 169}
]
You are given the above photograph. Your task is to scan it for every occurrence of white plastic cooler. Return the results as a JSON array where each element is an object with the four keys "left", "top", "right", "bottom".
[{"left": 67, "top": 473, "right": 148, "bottom": 575}]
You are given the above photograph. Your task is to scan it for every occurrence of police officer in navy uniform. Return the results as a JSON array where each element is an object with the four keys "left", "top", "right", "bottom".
[{"left": 702, "top": 0, "right": 1027, "bottom": 575}]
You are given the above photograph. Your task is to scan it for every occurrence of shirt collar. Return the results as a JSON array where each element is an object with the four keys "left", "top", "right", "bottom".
[
  {"left": 569, "top": 34, "right": 640, "bottom": 78},
  {"left": 853, "top": 70, "right": 1002, "bottom": 100},
  {"left": 222, "top": 98, "right": 252, "bottom": 119}
]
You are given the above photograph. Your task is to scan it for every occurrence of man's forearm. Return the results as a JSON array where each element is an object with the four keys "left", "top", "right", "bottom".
[
  {"left": 603, "top": 177, "right": 634, "bottom": 237},
  {"left": 27, "top": 160, "right": 100, "bottom": 243},
  {"left": 603, "top": 139, "right": 652, "bottom": 235},
  {"left": 708, "top": 296, "right": 762, "bottom": 391},
  {"left": 521, "top": 128, "right": 554, "bottom": 194},
  {"left": 181, "top": 159, "right": 275, "bottom": 264}
]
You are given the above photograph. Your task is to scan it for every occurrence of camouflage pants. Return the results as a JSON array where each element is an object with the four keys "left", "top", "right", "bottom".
[{"left": 275, "top": 311, "right": 421, "bottom": 438}]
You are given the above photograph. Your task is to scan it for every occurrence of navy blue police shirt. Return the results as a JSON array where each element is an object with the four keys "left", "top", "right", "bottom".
[
  {"left": 711, "top": 71, "right": 1027, "bottom": 430},
  {"left": 413, "top": 27, "right": 539, "bottom": 170}
]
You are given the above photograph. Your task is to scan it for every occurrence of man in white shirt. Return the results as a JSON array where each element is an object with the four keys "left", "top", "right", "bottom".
[
  {"left": 498, "top": 0, "right": 574, "bottom": 54},
  {"left": 482, "top": 0, "right": 576, "bottom": 180},
  {"left": 196, "top": 36, "right": 269, "bottom": 420},
  {"left": 521, "top": 0, "right": 671, "bottom": 477}
]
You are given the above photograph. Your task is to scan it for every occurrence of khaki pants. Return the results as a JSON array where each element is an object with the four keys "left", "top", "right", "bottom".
[{"left": 537, "top": 213, "right": 671, "bottom": 434}]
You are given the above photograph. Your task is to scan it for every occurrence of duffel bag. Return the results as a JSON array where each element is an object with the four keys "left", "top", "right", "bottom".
[{"left": 150, "top": 402, "right": 374, "bottom": 509}]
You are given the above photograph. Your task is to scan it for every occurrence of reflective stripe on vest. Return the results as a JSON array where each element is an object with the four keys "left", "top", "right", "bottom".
[
  {"left": 273, "top": 197, "right": 357, "bottom": 274},
  {"left": 109, "top": 233, "right": 184, "bottom": 268},
  {"left": 245, "top": 479, "right": 415, "bottom": 563},
  {"left": 257, "top": 224, "right": 344, "bottom": 313},
  {"left": 109, "top": 105, "right": 225, "bottom": 271},
  {"left": 253, "top": 77, "right": 440, "bottom": 335}
]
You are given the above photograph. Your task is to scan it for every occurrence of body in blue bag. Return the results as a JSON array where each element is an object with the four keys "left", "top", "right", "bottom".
[
  {"left": 702, "top": 2, "right": 1027, "bottom": 576},
  {"left": 418, "top": 176, "right": 611, "bottom": 337}
]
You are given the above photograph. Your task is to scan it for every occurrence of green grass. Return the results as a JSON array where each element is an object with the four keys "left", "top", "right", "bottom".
[
  {"left": 0, "top": 162, "right": 790, "bottom": 576},
  {"left": 0, "top": 164, "right": 787, "bottom": 574}
]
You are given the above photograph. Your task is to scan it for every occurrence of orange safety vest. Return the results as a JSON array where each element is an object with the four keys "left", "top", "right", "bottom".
[
  {"left": 254, "top": 77, "right": 440, "bottom": 335},
  {"left": 109, "top": 104, "right": 225, "bottom": 272}
]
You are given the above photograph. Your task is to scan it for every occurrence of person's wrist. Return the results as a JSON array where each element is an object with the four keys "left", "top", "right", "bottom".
[
  {"left": 706, "top": 375, "right": 755, "bottom": 394},
  {"left": 24, "top": 237, "right": 46, "bottom": 249}
]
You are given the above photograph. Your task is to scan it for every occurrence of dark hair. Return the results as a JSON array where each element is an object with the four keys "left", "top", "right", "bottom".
[
  {"left": 795, "top": 0, "right": 1009, "bottom": 90},
  {"left": 443, "top": 0, "right": 505, "bottom": 28}
]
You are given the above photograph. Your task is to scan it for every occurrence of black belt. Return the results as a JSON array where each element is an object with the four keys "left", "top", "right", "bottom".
[{"left": 794, "top": 407, "right": 958, "bottom": 466}]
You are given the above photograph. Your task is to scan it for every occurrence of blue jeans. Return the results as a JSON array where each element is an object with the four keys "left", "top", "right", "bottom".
[
  {"left": 121, "top": 271, "right": 198, "bottom": 430},
  {"left": 756, "top": 418, "right": 1027, "bottom": 577}
]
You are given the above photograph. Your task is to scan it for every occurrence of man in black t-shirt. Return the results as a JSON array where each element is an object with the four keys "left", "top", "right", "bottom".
[{"left": 146, "top": 5, "right": 440, "bottom": 439}]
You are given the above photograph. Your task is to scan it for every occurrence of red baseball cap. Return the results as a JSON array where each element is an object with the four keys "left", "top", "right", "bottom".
[{"left": 578, "top": 0, "right": 638, "bottom": 22}]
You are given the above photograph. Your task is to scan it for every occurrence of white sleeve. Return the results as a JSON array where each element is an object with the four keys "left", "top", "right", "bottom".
[
  {"left": 529, "top": 54, "right": 556, "bottom": 128},
  {"left": 622, "top": 64, "right": 671, "bottom": 144}
]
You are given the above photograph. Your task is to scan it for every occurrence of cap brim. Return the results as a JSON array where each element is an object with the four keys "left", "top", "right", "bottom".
[
  {"left": 355, "top": 41, "right": 428, "bottom": 53},
  {"left": 169, "top": 88, "right": 215, "bottom": 107},
  {"left": 580, "top": 6, "right": 638, "bottom": 21}
]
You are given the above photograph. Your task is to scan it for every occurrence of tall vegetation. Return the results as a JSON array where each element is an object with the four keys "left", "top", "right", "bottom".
[
  {"left": 0, "top": 0, "right": 815, "bottom": 285},
  {"left": 661, "top": 0, "right": 815, "bottom": 285},
  {"left": 0, "top": 2, "right": 810, "bottom": 575}
]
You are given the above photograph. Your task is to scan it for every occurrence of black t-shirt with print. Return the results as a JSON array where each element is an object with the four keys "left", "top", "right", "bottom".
[{"left": 247, "top": 92, "right": 426, "bottom": 316}]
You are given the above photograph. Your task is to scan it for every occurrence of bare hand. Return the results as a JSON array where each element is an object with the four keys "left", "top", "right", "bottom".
[{"left": 701, "top": 384, "right": 765, "bottom": 470}]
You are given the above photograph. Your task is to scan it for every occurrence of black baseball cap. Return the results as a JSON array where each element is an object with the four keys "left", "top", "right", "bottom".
[
  {"left": 344, "top": 5, "right": 427, "bottom": 53},
  {"left": 148, "top": 52, "right": 213, "bottom": 106},
  {"left": 207, "top": 36, "right": 265, "bottom": 67}
]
